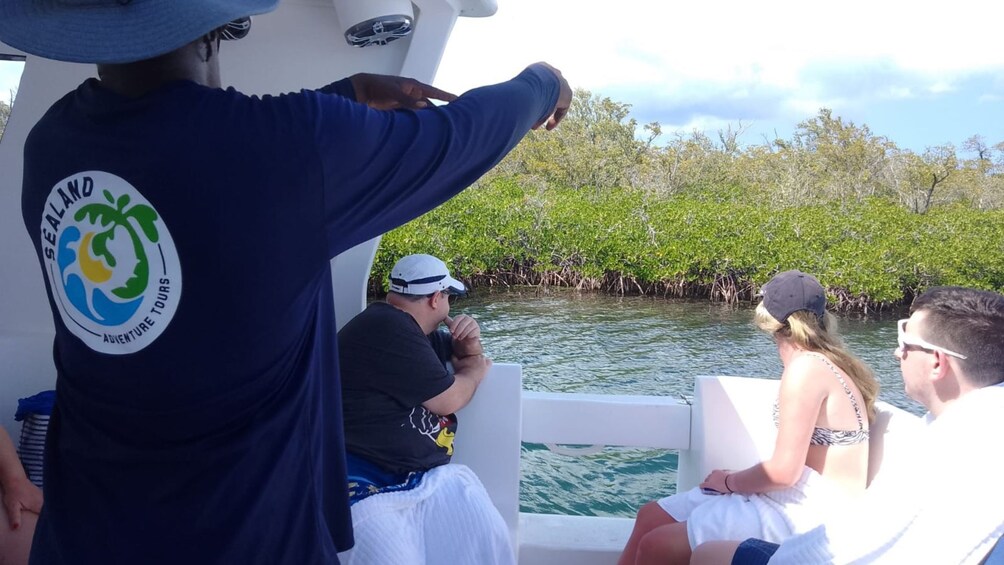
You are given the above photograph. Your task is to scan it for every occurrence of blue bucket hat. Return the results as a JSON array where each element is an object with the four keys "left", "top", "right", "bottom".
[{"left": 0, "top": 0, "right": 279, "bottom": 64}]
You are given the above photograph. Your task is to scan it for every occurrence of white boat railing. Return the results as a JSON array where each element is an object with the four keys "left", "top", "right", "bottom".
[{"left": 453, "top": 365, "right": 922, "bottom": 565}]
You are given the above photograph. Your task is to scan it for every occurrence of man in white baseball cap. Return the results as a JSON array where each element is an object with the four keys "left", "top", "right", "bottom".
[
  {"left": 339, "top": 254, "right": 488, "bottom": 480},
  {"left": 337, "top": 254, "right": 500, "bottom": 557},
  {"left": 388, "top": 254, "right": 468, "bottom": 298}
]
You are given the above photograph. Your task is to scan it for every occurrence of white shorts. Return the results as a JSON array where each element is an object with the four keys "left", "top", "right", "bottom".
[{"left": 657, "top": 466, "right": 839, "bottom": 548}]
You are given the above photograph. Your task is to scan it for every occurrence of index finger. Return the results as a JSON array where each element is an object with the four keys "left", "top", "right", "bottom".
[
  {"left": 452, "top": 324, "right": 478, "bottom": 341},
  {"left": 448, "top": 315, "right": 471, "bottom": 332},
  {"left": 420, "top": 84, "right": 458, "bottom": 103},
  {"left": 546, "top": 106, "right": 569, "bottom": 131},
  {"left": 444, "top": 315, "right": 455, "bottom": 328},
  {"left": 405, "top": 81, "right": 457, "bottom": 103}
]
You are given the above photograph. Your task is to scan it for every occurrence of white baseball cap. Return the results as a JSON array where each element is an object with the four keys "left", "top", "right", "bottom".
[{"left": 389, "top": 254, "right": 466, "bottom": 296}]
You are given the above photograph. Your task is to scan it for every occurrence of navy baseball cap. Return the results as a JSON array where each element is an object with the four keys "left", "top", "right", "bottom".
[{"left": 761, "top": 270, "right": 826, "bottom": 323}]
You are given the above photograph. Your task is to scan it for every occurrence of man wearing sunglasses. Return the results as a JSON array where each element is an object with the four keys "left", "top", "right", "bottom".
[
  {"left": 336, "top": 254, "right": 504, "bottom": 561},
  {"left": 698, "top": 286, "right": 1004, "bottom": 564},
  {"left": 338, "top": 254, "right": 489, "bottom": 490}
]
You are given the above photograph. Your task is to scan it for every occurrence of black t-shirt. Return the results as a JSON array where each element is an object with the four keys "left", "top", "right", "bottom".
[{"left": 339, "top": 302, "right": 458, "bottom": 475}]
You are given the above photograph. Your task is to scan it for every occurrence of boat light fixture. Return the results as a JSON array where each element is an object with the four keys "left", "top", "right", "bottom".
[{"left": 334, "top": 0, "right": 415, "bottom": 48}]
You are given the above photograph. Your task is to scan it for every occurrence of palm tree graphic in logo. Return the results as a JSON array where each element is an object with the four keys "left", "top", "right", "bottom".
[{"left": 59, "top": 189, "right": 159, "bottom": 326}]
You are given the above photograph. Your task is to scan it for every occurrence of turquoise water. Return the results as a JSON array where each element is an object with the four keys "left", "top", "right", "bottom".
[{"left": 454, "top": 289, "right": 918, "bottom": 517}]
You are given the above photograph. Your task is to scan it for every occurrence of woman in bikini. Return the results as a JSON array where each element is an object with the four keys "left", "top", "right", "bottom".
[{"left": 618, "top": 270, "right": 879, "bottom": 565}]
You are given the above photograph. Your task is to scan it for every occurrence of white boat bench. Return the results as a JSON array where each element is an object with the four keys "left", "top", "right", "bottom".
[{"left": 454, "top": 365, "right": 923, "bottom": 565}]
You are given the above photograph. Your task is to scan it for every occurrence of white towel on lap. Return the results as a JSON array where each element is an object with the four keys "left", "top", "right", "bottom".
[
  {"left": 658, "top": 466, "right": 843, "bottom": 548},
  {"left": 339, "top": 463, "right": 515, "bottom": 565}
]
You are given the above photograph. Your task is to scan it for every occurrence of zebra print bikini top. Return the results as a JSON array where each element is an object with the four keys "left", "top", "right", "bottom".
[{"left": 772, "top": 352, "right": 869, "bottom": 446}]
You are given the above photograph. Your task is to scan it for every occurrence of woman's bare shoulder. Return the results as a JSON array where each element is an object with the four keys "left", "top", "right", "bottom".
[{"left": 781, "top": 352, "right": 838, "bottom": 389}]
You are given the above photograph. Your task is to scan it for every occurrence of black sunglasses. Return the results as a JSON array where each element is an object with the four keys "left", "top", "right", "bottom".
[
  {"left": 221, "top": 17, "right": 252, "bottom": 41},
  {"left": 430, "top": 290, "right": 462, "bottom": 305}
]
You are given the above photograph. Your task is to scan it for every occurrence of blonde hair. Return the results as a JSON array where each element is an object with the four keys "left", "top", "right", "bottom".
[{"left": 754, "top": 302, "right": 879, "bottom": 421}]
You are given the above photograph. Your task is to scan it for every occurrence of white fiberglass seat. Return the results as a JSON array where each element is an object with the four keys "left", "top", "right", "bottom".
[{"left": 452, "top": 362, "right": 524, "bottom": 556}]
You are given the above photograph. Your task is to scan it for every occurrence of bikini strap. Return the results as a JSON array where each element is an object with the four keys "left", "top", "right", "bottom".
[{"left": 802, "top": 352, "right": 865, "bottom": 431}]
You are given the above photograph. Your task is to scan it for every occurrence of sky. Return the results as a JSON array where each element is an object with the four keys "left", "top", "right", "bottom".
[
  {"left": 3, "top": 0, "right": 1002, "bottom": 153},
  {"left": 0, "top": 59, "right": 20, "bottom": 105},
  {"left": 433, "top": 0, "right": 1004, "bottom": 154}
]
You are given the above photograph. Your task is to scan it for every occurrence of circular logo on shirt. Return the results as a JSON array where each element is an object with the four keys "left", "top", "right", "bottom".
[{"left": 39, "top": 171, "right": 182, "bottom": 354}]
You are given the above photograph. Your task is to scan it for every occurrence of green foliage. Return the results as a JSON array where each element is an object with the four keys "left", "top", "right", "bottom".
[
  {"left": 507, "top": 90, "right": 1004, "bottom": 212},
  {"left": 372, "top": 90, "right": 1003, "bottom": 309},
  {"left": 376, "top": 179, "right": 1004, "bottom": 309},
  {"left": 488, "top": 89, "right": 657, "bottom": 191}
]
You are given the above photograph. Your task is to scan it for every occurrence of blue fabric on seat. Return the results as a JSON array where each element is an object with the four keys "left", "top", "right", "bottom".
[
  {"left": 14, "top": 390, "right": 55, "bottom": 488},
  {"left": 732, "top": 538, "right": 780, "bottom": 565},
  {"left": 15, "top": 390, "right": 55, "bottom": 420},
  {"left": 346, "top": 452, "right": 425, "bottom": 506}
]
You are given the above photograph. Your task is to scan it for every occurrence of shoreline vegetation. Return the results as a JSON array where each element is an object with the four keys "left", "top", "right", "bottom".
[
  {"left": 367, "top": 91, "right": 1004, "bottom": 312},
  {"left": 372, "top": 180, "right": 1003, "bottom": 312}
]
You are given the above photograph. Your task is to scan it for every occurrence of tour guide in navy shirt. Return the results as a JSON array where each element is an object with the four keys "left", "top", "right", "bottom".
[{"left": 0, "top": 0, "right": 572, "bottom": 562}]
